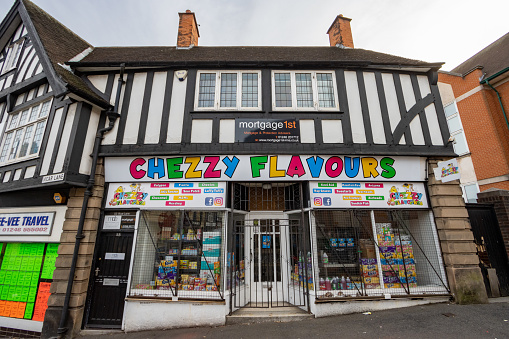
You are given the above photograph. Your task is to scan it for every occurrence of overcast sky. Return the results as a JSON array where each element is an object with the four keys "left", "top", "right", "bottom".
[{"left": 1, "top": 0, "right": 508, "bottom": 71}]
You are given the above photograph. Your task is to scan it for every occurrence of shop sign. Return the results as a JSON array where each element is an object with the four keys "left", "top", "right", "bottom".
[
  {"left": 309, "top": 182, "right": 428, "bottom": 209},
  {"left": 103, "top": 213, "right": 136, "bottom": 230},
  {"left": 0, "top": 212, "right": 54, "bottom": 235},
  {"left": 42, "top": 173, "right": 64, "bottom": 183},
  {"left": 433, "top": 158, "right": 460, "bottom": 183},
  {"left": 105, "top": 155, "right": 425, "bottom": 183},
  {"left": 106, "top": 182, "right": 226, "bottom": 209},
  {"left": 235, "top": 119, "right": 299, "bottom": 143}
]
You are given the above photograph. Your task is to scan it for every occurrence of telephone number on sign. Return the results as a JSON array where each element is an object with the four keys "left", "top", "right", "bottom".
[{"left": 1, "top": 227, "right": 48, "bottom": 232}]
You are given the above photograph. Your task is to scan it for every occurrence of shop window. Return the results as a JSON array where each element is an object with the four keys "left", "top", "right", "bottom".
[
  {"left": 129, "top": 210, "right": 225, "bottom": 300},
  {"left": 195, "top": 71, "right": 261, "bottom": 110},
  {"left": 444, "top": 101, "right": 469, "bottom": 156},
  {"left": 0, "top": 242, "right": 58, "bottom": 320},
  {"left": 0, "top": 99, "right": 51, "bottom": 164},
  {"left": 313, "top": 209, "right": 448, "bottom": 298},
  {"left": 1, "top": 39, "right": 23, "bottom": 74},
  {"left": 271, "top": 71, "right": 339, "bottom": 111}
]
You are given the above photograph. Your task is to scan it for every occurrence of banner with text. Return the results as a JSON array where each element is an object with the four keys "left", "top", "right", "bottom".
[
  {"left": 235, "top": 119, "right": 300, "bottom": 143},
  {"left": 0, "top": 212, "right": 55, "bottom": 235},
  {"left": 309, "top": 182, "right": 428, "bottom": 208},
  {"left": 105, "top": 155, "right": 426, "bottom": 183},
  {"left": 106, "top": 182, "right": 227, "bottom": 209}
]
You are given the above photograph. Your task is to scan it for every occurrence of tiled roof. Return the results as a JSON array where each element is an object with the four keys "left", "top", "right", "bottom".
[
  {"left": 73, "top": 46, "right": 442, "bottom": 68},
  {"left": 451, "top": 32, "right": 509, "bottom": 78},
  {"left": 22, "top": 0, "right": 110, "bottom": 107}
]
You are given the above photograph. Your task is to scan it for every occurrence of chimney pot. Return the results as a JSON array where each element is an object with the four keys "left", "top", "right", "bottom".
[
  {"left": 327, "top": 14, "right": 354, "bottom": 48},
  {"left": 177, "top": 10, "right": 200, "bottom": 48}
]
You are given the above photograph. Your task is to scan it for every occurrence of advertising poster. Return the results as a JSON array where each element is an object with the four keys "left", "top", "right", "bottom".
[
  {"left": 433, "top": 158, "right": 460, "bottom": 183},
  {"left": 0, "top": 213, "right": 54, "bottom": 236},
  {"left": 235, "top": 119, "right": 300, "bottom": 143},
  {"left": 309, "top": 182, "right": 428, "bottom": 208},
  {"left": 106, "top": 182, "right": 226, "bottom": 209}
]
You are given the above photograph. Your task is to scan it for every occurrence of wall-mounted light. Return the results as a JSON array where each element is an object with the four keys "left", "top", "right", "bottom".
[{"left": 262, "top": 183, "right": 272, "bottom": 190}]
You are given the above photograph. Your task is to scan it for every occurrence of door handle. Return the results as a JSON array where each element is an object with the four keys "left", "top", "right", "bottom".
[{"left": 95, "top": 267, "right": 100, "bottom": 277}]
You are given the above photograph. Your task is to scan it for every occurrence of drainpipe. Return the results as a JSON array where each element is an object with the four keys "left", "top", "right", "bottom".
[
  {"left": 483, "top": 79, "right": 509, "bottom": 133},
  {"left": 57, "top": 64, "right": 125, "bottom": 336}
]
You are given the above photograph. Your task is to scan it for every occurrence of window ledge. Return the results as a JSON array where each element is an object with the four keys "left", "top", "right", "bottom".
[{"left": 0, "top": 154, "right": 39, "bottom": 168}]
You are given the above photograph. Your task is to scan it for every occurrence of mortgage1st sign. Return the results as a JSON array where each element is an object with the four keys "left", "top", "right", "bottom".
[{"left": 0, "top": 212, "right": 55, "bottom": 236}]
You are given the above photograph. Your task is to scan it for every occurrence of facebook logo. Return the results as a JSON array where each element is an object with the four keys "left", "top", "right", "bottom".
[
  {"left": 205, "top": 197, "right": 214, "bottom": 206},
  {"left": 323, "top": 197, "right": 331, "bottom": 206}
]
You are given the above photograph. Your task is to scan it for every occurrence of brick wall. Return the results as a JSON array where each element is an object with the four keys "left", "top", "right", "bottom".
[
  {"left": 41, "top": 159, "right": 104, "bottom": 339},
  {"left": 428, "top": 157, "right": 488, "bottom": 304},
  {"left": 438, "top": 71, "right": 509, "bottom": 191}
]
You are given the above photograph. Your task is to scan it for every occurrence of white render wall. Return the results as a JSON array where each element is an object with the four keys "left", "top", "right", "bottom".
[{"left": 123, "top": 300, "right": 227, "bottom": 332}]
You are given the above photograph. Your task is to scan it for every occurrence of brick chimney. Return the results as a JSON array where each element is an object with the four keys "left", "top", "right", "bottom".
[
  {"left": 177, "top": 10, "right": 200, "bottom": 48},
  {"left": 327, "top": 14, "right": 354, "bottom": 48}
]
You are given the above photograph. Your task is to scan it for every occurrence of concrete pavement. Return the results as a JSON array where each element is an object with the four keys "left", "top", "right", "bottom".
[{"left": 80, "top": 298, "right": 509, "bottom": 339}]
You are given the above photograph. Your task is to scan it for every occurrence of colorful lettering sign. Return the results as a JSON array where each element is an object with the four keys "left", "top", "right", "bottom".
[
  {"left": 309, "top": 182, "right": 428, "bottom": 208},
  {"left": 433, "top": 158, "right": 460, "bottom": 183},
  {"left": 105, "top": 156, "right": 425, "bottom": 183},
  {"left": 106, "top": 182, "right": 227, "bottom": 209},
  {"left": 0, "top": 213, "right": 54, "bottom": 236}
]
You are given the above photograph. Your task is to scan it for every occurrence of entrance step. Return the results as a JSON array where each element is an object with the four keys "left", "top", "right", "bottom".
[{"left": 226, "top": 304, "right": 314, "bottom": 325}]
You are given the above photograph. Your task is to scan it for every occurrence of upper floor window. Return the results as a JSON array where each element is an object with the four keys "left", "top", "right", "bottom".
[
  {"left": 444, "top": 101, "right": 469, "bottom": 156},
  {"left": 271, "top": 71, "right": 339, "bottom": 111},
  {"left": 1, "top": 39, "right": 23, "bottom": 74},
  {"left": 195, "top": 71, "right": 261, "bottom": 110},
  {"left": 0, "top": 99, "right": 51, "bottom": 164}
]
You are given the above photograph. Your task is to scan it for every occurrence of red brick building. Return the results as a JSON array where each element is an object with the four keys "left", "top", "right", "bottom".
[{"left": 439, "top": 33, "right": 509, "bottom": 196}]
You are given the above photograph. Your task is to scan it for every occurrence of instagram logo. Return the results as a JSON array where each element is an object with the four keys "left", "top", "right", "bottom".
[
  {"left": 314, "top": 197, "right": 322, "bottom": 206},
  {"left": 214, "top": 197, "right": 223, "bottom": 206}
]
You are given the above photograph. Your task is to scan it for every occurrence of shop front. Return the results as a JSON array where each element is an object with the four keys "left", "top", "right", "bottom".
[{"left": 94, "top": 154, "right": 450, "bottom": 331}]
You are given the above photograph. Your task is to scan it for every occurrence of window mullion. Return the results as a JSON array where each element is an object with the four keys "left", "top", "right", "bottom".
[
  {"left": 291, "top": 72, "right": 297, "bottom": 110},
  {"left": 215, "top": 73, "right": 221, "bottom": 110},
  {"left": 311, "top": 72, "right": 319, "bottom": 110},
  {"left": 237, "top": 71, "right": 242, "bottom": 109}
]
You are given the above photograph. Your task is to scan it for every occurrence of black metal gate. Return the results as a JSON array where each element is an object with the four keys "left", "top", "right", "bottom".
[
  {"left": 229, "top": 216, "right": 310, "bottom": 309},
  {"left": 467, "top": 204, "right": 509, "bottom": 296}
]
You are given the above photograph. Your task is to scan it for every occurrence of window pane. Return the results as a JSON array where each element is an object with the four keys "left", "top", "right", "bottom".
[
  {"left": 446, "top": 115, "right": 462, "bottom": 133},
  {"left": 18, "top": 109, "right": 29, "bottom": 126},
  {"left": 296, "top": 73, "right": 313, "bottom": 108},
  {"left": 242, "top": 73, "right": 258, "bottom": 107},
  {"left": 275, "top": 73, "right": 292, "bottom": 107},
  {"left": 220, "top": 73, "right": 237, "bottom": 107},
  {"left": 8, "top": 113, "right": 19, "bottom": 129},
  {"left": 198, "top": 73, "right": 216, "bottom": 108},
  {"left": 29, "top": 122, "right": 45, "bottom": 155},
  {"left": 452, "top": 131, "right": 468, "bottom": 155},
  {"left": 39, "top": 101, "right": 51, "bottom": 118},
  {"left": 444, "top": 103, "right": 457, "bottom": 118},
  {"left": 18, "top": 125, "right": 34, "bottom": 158},
  {"left": 0, "top": 132, "right": 13, "bottom": 162},
  {"left": 29, "top": 104, "right": 40, "bottom": 122},
  {"left": 464, "top": 184, "right": 478, "bottom": 203},
  {"left": 8, "top": 129, "right": 23, "bottom": 160},
  {"left": 317, "top": 73, "right": 335, "bottom": 108}
]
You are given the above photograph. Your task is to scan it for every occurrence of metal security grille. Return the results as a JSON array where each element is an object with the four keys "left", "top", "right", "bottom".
[
  {"left": 229, "top": 216, "right": 311, "bottom": 309},
  {"left": 129, "top": 210, "right": 225, "bottom": 300},
  {"left": 312, "top": 209, "right": 449, "bottom": 299},
  {"left": 233, "top": 183, "right": 301, "bottom": 211}
]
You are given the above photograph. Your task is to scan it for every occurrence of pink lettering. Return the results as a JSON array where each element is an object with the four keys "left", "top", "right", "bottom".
[
  {"left": 203, "top": 156, "right": 221, "bottom": 178},
  {"left": 286, "top": 156, "right": 306, "bottom": 177},
  {"left": 325, "top": 156, "right": 343, "bottom": 178},
  {"left": 130, "top": 158, "right": 146, "bottom": 179}
]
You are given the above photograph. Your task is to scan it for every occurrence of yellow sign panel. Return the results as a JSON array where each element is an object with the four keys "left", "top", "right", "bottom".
[
  {"left": 173, "top": 196, "right": 193, "bottom": 201},
  {"left": 342, "top": 196, "right": 362, "bottom": 200},
  {"left": 356, "top": 189, "right": 375, "bottom": 194},
  {"left": 160, "top": 189, "right": 179, "bottom": 194}
]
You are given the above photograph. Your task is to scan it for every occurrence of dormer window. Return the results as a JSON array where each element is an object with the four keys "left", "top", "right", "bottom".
[
  {"left": 195, "top": 71, "right": 261, "bottom": 110},
  {"left": 271, "top": 71, "right": 339, "bottom": 111}
]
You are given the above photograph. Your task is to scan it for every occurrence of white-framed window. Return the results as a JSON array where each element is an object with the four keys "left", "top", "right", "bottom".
[
  {"left": 0, "top": 99, "right": 51, "bottom": 164},
  {"left": 1, "top": 39, "right": 23, "bottom": 74},
  {"left": 194, "top": 71, "right": 262, "bottom": 111},
  {"left": 444, "top": 101, "right": 469, "bottom": 156},
  {"left": 271, "top": 71, "right": 339, "bottom": 111},
  {"left": 461, "top": 183, "right": 479, "bottom": 203}
]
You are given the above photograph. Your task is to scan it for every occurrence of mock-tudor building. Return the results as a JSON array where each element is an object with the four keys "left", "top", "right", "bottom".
[{"left": 0, "top": 1, "right": 487, "bottom": 338}]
